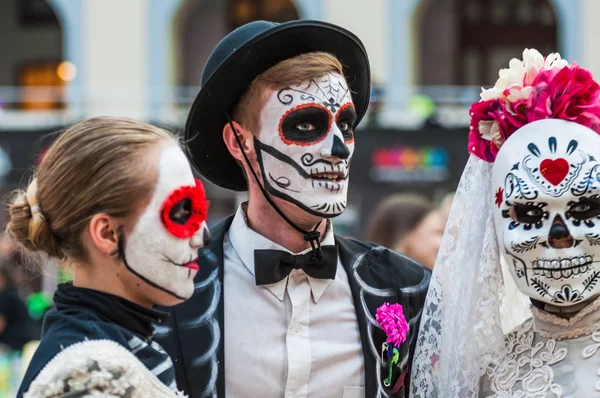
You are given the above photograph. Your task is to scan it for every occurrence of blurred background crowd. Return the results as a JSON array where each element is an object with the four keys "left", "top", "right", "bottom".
[{"left": 0, "top": 0, "right": 597, "bottom": 395}]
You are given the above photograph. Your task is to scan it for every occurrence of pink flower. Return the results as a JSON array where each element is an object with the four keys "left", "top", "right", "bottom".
[
  {"left": 467, "top": 49, "right": 600, "bottom": 163},
  {"left": 528, "top": 65, "right": 600, "bottom": 132},
  {"left": 468, "top": 100, "right": 527, "bottom": 162},
  {"left": 376, "top": 303, "right": 409, "bottom": 347}
]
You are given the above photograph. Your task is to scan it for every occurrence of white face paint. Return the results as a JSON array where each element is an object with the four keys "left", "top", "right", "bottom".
[
  {"left": 492, "top": 119, "right": 600, "bottom": 306},
  {"left": 123, "top": 145, "right": 209, "bottom": 300},
  {"left": 255, "top": 72, "right": 356, "bottom": 217}
]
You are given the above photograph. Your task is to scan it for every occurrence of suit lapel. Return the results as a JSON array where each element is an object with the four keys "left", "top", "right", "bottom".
[
  {"left": 336, "top": 236, "right": 381, "bottom": 398},
  {"left": 214, "top": 219, "right": 228, "bottom": 397},
  {"left": 337, "top": 236, "right": 414, "bottom": 398},
  {"left": 172, "top": 216, "right": 232, "bottom": 398}
]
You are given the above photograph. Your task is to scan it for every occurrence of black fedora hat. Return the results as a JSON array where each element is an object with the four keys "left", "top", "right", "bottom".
[{"left": 184, "top": 20, "right": 371, "bottom": 191}]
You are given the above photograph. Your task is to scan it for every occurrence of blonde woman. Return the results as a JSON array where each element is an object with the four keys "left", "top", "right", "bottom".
[{"left": 9, "top": 117, "right": 210, "bottom": 397}]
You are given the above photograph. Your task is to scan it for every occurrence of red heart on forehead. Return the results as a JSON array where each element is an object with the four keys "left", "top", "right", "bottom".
[{"left": 540, "top": 158, "right": 569, "bottom": 186}]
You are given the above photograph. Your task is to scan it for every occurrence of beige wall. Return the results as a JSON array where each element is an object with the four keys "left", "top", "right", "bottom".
[
  {"left": 580, "top": 0, "right": 600, "bottom": 78},
  {"left": 75, "top": 0, "right": 394, "bottom": 118},
  {"left": 324, "top": 0, "right": 389, "bottom": 86},
  {"left": 82, "top": 0, "right": 148, "bottom": 119}
]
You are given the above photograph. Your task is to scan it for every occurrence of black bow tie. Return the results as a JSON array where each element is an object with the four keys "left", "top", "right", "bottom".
[{"left": 254, "top": 246, "right": 338, "bottom": 286}]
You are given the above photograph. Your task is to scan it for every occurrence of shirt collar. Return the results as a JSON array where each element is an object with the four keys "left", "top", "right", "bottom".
[{"left": 228, "top": 204, "right": 336, "bottom": 303}]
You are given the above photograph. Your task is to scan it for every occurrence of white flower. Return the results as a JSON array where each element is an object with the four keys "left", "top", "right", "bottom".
[
  {"left": 521, "top": 48, "right": 545, "bottom": 84},
  {"left": 480, "top": 48, "right": 567, "bottom": 103},
  {"left": 544, "top": 52, "right": 568, "bottom": 69},
  {"left": 478, "top": 120, "right": 500, "bottom": 141},
  {"left": 506, "top": 86, "right": 533, "bottom": 103}
]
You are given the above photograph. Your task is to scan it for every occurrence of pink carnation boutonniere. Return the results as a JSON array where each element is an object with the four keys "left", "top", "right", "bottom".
[
  {"left": 376, "top": 302, "right": 409, "bottom": 389},
  {"left": 376, "top": 302, "right": 409, "bottom": 347}
]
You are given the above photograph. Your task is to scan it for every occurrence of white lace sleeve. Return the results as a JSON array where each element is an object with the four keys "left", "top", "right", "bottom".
[
  {"left": 410, "top": 156, "right": 506, "bottom": 397},
  {"left": 23, "top": 340, "right": 184, "bottom": 398}
]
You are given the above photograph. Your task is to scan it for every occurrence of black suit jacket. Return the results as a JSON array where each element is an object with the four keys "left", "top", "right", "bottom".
[{"left": 157, "top": 216, "right": 430, "bottom": 397}]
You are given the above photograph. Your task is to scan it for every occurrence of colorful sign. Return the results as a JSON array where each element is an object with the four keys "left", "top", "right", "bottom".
[{"left": 370, "top": 146, "right": 450, "bottom": 184}]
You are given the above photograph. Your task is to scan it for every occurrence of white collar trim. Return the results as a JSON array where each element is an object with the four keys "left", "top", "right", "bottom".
[{"left": 228, "top": 204, "right": 335, "bottom": 303}]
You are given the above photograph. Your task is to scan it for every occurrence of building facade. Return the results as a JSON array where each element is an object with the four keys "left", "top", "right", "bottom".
[
  {"left": 1, "top": 0, "right": 591, "bottom": 127},
  {"left": 0, "top": 0, "right": 595, "bottom": 300}
]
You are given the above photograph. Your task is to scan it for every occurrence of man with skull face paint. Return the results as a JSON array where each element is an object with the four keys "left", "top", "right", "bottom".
[
  {"left": 411, "top": 49, "right": 600, "bottom": 397},
  {"left": 156, "top": 20, "right": 430, "bottom": 398}
]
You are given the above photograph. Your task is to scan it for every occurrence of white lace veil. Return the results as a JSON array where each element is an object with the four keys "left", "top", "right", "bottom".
[
  {"left": 409, "top": 48, "right": 590, "bottom": 397},
  {"left": 410, "top": 155, "right": 507, "bottom": 397}
]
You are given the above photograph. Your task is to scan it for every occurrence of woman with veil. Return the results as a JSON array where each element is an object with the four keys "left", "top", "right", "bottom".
[{"left": 411, "top": 48, "right": 600, "bottom": 397}]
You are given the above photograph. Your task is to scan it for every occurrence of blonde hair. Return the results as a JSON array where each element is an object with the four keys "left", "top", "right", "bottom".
[
  {"left": 232, "top": 52, "right": 344, "bottom": 133},
  {"left": 6, "top": 117, "right": 174, "bottom": 263}
]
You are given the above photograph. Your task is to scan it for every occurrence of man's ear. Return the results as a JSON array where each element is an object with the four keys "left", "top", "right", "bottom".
[
  {"left": 223, "top": 121, "right": 255, "bottom": 162},
  {"left": 88, "top": 213, "right": 120, "bottom": 257}
]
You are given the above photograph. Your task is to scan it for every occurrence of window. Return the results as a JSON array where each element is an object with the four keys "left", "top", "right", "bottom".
[
  {"left": 418, "top": 0, "right": 558, "bottom": 86},
  {"left": 17, "top": 62, "right": 65, "bottom": 110},
  {"left": 228, "top": 0, "right": 299, "bottom": 31}
]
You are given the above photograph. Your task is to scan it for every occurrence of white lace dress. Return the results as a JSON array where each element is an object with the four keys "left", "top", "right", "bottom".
[{"left": 480, "top": 297, "right": 600, "bottom": 397}]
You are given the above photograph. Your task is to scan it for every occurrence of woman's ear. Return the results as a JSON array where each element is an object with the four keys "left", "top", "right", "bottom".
[
  {"left": 223, "top": 121, "right": 255, "bottom": 162},
  {"left": 88, "top": 213, "right": 120, "bottom": 256}
]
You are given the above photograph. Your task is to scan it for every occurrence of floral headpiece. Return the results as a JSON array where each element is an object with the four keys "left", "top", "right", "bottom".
[{"left": 468, "top": 48, "right": 600, "bottom": 162}]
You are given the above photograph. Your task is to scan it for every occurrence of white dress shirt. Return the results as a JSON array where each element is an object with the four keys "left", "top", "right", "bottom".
[{"left": 224, "top": 205, "right": 365, "bottom": 398}]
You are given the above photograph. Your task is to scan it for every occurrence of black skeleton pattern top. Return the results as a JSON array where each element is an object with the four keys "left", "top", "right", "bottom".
[{"left": 18, "top": 283, "right": 177, "bottom": 397}]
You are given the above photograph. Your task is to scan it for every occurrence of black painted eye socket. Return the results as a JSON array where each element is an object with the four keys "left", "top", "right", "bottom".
[
  {"left": 338, "top": 121, "right": 350, "bottom": 132},
  {"left": 279, "top": 105, "right": 331, "bottom": 145},
  {"left": 295, "top": 122, "right": 317, "bottom": 132},
  {"left": 169, "top": 198, "right": 192, "bottom": 225},
  {"left": 336, "top": 103, "right": 356, "bottom": 142},
  {"left": 568, "top": 197, "right": 600, "bottom": 220},
  {"left": 511, "top": 203, "right": 545, "bottom": 224}
]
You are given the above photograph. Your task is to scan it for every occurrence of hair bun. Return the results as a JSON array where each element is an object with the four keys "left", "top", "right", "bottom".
[{"left": 6, "top": 178, "right": 62, "bottom": 259}]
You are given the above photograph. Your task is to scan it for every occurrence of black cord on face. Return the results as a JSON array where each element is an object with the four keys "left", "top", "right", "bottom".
[
  {"left": 115, "top": 225, "right": 187, "bottom": 301},
  {"left": 226, "top": 115, "right": 324, "bottom": 263}
]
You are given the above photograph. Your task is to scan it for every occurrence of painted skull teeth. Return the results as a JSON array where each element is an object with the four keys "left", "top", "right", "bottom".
[
  {"left": 311, "top": 178, "right": 345, "bottom": 193},
  {"left": 310, "top": 171, "right": 346, "bottom": 181},
  {"left": 532, "top": 256, "right": 592, "bottom": 269},
  {"left": 531, "top": 256, "right": 593, "bottom": 279}
]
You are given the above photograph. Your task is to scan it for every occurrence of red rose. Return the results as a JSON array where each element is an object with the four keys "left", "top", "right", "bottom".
[{"left": 528, "top": 65, "right": 600, "bottom": 132}]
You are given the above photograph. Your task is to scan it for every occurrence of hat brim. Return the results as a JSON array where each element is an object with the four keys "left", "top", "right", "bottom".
[{"left": 184, "top": 20, "right": 371, "bottom": 191}]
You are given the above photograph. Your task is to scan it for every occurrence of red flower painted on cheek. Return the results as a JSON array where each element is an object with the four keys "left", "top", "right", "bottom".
[
  {"left": 495, "top": 188, "right": 504, "bottom": 208},
  {"left": 161, "top": 178, "right": 209, "bottom": 239}
]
